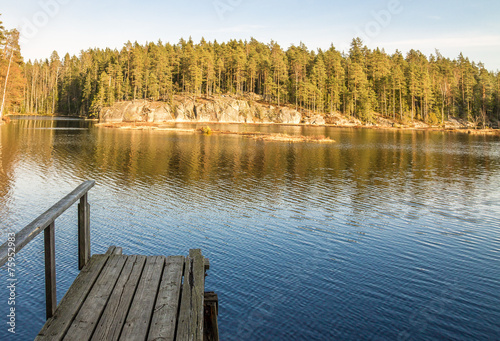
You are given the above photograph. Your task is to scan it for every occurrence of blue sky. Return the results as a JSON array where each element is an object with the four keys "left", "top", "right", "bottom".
[{"left": 2, "top": 0, "right": 500, "bottom": 70}]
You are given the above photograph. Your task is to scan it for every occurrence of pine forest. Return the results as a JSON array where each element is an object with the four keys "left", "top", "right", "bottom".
[{"left": 1, "top": 17, "right": 499, "bottom": 127}]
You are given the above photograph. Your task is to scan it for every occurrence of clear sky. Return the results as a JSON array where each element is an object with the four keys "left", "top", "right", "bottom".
[{"left": 2, "top": 0, "right": 499, "bottom": 71}]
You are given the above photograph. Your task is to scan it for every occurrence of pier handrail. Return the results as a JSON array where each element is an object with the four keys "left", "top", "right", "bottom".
[{"left": 0, "top": 180, "right": 95, "bottom": 318}]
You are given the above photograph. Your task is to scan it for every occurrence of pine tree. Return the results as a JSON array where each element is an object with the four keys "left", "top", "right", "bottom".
[
  {"left": 310, "top": 55, "right": 327, "bottom": 113},
  {"left": 322, "top": 45, "right": 344, "bottom": 113},
  {"left": 475, "top": 64, "right": 493, "bottom": 127},
  {"left": 369, "top": 48, "right": 390, "bottom": 117},
  {"left": 406, "top": 49, "right": 428, "bottom": 122},
  {"left": 200, "top": 39, "right": 215, "bottom": 97},
  {"left": 457, "top": 54, "right": 477, "bottom": 121},
  {"left": 6, "top": 34, "right": 498, "bottom": 124},
  {"left": 347, "top": 38, "right": 371, "bottom": 121},
  {"left": 434, "top": 51, "right": 455, "bottom": 123},
  {"left": 131, "top": 43, "right": 145, "bottom": 99},
  {"left": 0, "top": 15, "right": 6, "bottom": 118},
  {"left": 1, "top": 29, "right": 24, "bottom": 117},
  {"left": 90, "top": 71, "right": 110, "bottom": 117},
  {"left": 269, "top": 41, "right": 287, "bottom": 106}
]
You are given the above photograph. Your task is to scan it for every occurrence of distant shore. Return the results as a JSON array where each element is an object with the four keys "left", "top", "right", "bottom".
[
  {"left": 5, "top": 112, "right": 499, "bottom": 136},
  {"left": 97, "top": 96, "right": 500, "bottom": 135},
  {"left": 96, "top": 122, "right": 336, "bottom": 143},
  {"left": 95, "top": 121, "right": 500, "bottom": 136}
]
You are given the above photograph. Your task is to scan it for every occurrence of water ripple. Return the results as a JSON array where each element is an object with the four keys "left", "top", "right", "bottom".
[{"left": 1, "top": 120, "right": 499, "bottom": 340}]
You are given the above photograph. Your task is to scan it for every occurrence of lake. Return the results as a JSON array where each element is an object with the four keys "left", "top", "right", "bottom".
[{"left": 1, "top": 117, "right": 499, "bottom": 340}]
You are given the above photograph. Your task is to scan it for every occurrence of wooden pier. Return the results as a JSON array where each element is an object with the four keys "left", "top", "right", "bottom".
[{"left": 0, "top": 181, "right": 218, "bottom": 341}]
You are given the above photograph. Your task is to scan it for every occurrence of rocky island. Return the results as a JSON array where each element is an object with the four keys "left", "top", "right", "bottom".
[{"left": 97, "top": 94, "right": 500, "bottom": 136}]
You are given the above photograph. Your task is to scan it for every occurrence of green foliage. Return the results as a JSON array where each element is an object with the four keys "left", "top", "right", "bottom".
[
  {"left": 9, "top": 34, "right": 499, "bottom": 126},
  {"left": 0, "top": 28, "right": 24, "bottom": 116},
  {"left": 427, "top": 111, "right": 440, "bottom": 125},
  {"left": 199, "top": 126, "right": 212, "bottom": 134}
]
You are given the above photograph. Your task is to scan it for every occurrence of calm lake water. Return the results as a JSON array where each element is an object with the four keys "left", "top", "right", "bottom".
[{"left": 1, "top": 117, "right": 499, "bottom": 340}]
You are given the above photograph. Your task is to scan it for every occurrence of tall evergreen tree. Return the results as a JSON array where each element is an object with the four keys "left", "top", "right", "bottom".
[
  {"left": 6, "top": 34, "right": 498, "bottom": 126},
  {"left": 1, "top": 29, "right": 24, "bottom": 117}
]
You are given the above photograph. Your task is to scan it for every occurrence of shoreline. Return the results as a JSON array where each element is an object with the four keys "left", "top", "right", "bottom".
[
  {"left": 5, "top": 113, "right": 94, "bottom": 120},
  {"left": 96, "top": 122, "right": 336, "bottom": 143},
  {"left": 5, "top": 113, "right": 499, "bottom": 135},
  {"left": 95, "top": 121, "right": 500, "bottom": 136}
]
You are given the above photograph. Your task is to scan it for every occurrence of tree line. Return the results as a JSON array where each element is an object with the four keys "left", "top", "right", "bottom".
[
  {"left": 0, "top": 16, "right": 23, "bottom": 120},
  {"left": 1, "top": 17, "right": 499, "bottom": 126}
]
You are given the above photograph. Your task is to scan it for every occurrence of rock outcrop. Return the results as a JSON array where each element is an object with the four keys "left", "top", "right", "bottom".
[
  {"left": 100, "top": 100, "right": 175, "bottom": 123},
  {"left": 100, "top": 95, "right": 304, "bottom": 125},
  {"left": 99, "top": 94, "right": 478, "bottom": 129}
]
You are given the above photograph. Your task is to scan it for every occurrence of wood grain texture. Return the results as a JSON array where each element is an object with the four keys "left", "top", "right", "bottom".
[
  {"left": 91, "top": 255, "right": 146, "bottom": 341},
  {"left": 78, "top": 195, "right": 91, "bottom": 270},
  {"left": 119, "top": 256, "right": 165, "bottom": 341},
  {"left": 104, "top": 246, "right": 123, "bottom": 256},
  {"left": 44, "top": 222, "right": 56, "bottom": 319},
  {"left": 105, "top": 246, "right": 116, "bottom": 255},
  {"left": 176, "top": 249, "right": 205, "bottom": 341},
  {"left": 35, "top": 254, "right": 108, "bottom": 341},
  {"left": 36, "top": 248, "right": 216, "bottom": 341},
  {"left": 148, "top": 256, "right": 184, "bottom": 341},
  {"left": 64, "top": 255, "right": 127, "bottom": 341}
]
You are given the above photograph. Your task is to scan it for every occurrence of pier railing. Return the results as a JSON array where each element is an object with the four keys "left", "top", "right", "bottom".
[{"left": 0, "top": 180, "right": 95, "bottom": 319}]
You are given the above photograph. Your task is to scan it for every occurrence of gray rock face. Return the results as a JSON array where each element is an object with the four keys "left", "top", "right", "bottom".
[
  {"left": 277, "top": 107, "right": 302, "bottom": 124},
  {"left": 149, "top": 103, "right": 174, "bottom": 122},
  {"left": 100, "top": 96, "right": 305, "bottom": 125},
  {"left": 307, "top": 114, "right": 326, "bottom": 125},
  {"left": 101, "top": 100, "right": 176, "bottom": 122}
]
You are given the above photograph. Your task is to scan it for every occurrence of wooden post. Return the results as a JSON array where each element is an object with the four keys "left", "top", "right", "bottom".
[
  {"left": 78, "top": 193, "right": 90, "bottom": 270},
  {"left": 44, "top": 222, "right": 56, "bottom": 319},
  {"left": 204, "top": 292, "right": 219, "bottom": 341}
]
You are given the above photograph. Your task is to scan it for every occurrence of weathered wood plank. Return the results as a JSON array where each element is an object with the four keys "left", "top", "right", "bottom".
[
  {"left": 78, "top": 194, "right": 91, "bottom": 270},
  {"left": 63, "top": 255, "right": 127, "bottom": 341},
  {"left": 204, "top": 292, "right": 218, "bottom": 315},
  {"left": 91, "top": 255, "right": 146, "bottom": 341},
  {"left": 44, "top": 222, "right": 57, "bottom": 320},
  {"left": 119, "top": 256, "right": 165, "bottom": 341},
  {"left": 35, "top": 254, "right": 109, "bottom": 341},
  {"left": 176, "top": 249, "right": 205, "bottom": 341},
  {"left": 0, "top": 180, "right": 95, "bottom": 268},
  {"left": 105, "top": 246, "right": 123, "bottom": 256},
  {"left": 105, "top": 246, "right": 116, "bottom": 255},
  {"left": 147, "top": 256, "right": 185, "bottom": 341}
]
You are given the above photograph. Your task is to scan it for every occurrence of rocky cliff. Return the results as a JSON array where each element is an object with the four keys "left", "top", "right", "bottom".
[
  {"left": 99, "top": 94, "right": 475, "bottom": 129},
  {"left": 100, "top": 95, "right": 319, "bottom": 125}
]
